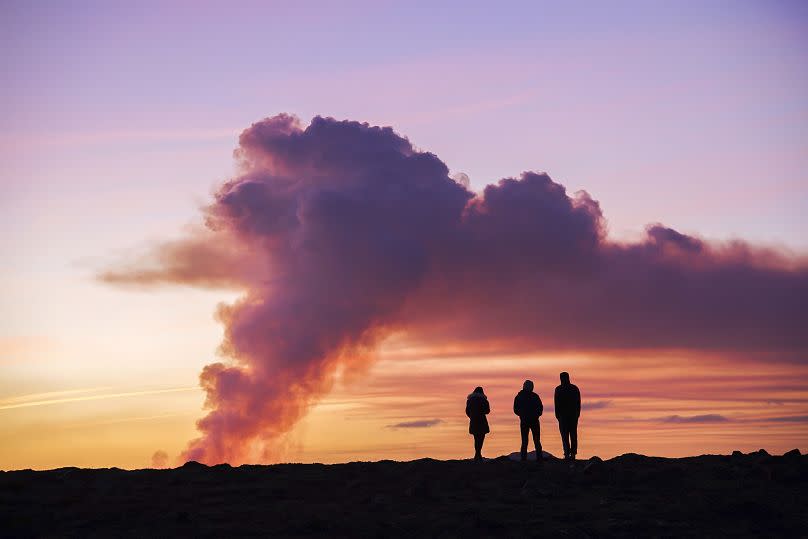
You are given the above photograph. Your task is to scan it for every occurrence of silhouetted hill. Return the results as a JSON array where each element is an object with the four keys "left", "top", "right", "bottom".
[{"left": 2, "top": 450, "right": 806, "bottom": 537}]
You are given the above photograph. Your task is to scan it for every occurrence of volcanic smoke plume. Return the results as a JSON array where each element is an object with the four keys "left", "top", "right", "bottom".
[{"left": 102, "top": 114, "right": 808, "bottom": 464}]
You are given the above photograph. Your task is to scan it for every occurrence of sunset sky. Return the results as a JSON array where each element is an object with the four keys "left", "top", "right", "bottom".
[{"left": 2, "top": 1, "right": 807, "bottom": 470}]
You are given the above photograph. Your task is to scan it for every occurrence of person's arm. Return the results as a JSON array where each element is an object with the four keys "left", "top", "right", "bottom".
[
  {"left": 554, "top": 387, "right": 561, "bottom": 420},
  {"left": 574, "top": 387, "right": 581, "bottom": 418},
  {"left": 465, "top": 399, "right": 471, "bottom": 418},
  {"left": 483, "top": 399, "right": 490, "bottom": 415},
  {"left": 537, "top": 395, "right": 543, "bottom": 417},
  {"left": 513, "top": 395, "right": 519, "bottom": 416}
]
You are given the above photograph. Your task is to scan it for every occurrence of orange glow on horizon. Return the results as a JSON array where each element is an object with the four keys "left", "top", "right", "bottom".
[{"left": 2, "top": 347, "right": 806, "bottom": 470}]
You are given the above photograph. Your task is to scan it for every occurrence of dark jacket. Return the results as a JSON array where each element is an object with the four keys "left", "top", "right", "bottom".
[
  {"left": 554, "top": 383, "right": 581, "bottom": 421},
  {"left": 513, "top": 390, "right": 543, "bottom": 424},
  {"left": 466, "top": 393, "right": 490, "bottom": 435}
]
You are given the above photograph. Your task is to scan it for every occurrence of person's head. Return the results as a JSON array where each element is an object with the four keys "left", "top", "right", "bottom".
[
  {"left": 522, "top": 380, "right": 534, "bottom": 392},
  {"left": 560, "top": 372, "right": 570, "bottom": 384},
  {"left": 473, "top": 386, "right": 484, "bottom": 395}
]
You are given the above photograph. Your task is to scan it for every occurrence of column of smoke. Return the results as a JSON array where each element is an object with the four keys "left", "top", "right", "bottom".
[{"left": 102, "top": 114, "right": 808, "bottom": 464}]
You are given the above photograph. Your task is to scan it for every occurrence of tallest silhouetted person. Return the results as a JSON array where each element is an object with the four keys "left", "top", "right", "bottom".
[
  {"left": 513, "top": 380, "right": 543, "bottom": 461},
  {"left": 554, "top": 372, "right": 581, "bottom": 460}
]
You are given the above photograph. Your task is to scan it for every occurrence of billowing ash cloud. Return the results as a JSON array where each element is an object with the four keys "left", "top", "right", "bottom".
[
  {"left": 102, "top": 114, "right": 808, "bottom": 464},
  {"left": 451, "top": 172, "right": 471, "bottom": 189}
]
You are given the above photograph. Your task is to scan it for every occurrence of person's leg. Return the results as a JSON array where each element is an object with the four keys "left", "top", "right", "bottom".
[
  {"left": 559, "top": 420, "right": 571, "bottom": 459},
  {"left": 570, "top": 418, "right": 578, "bottom": 458},
  {"left": 520, "top": 422, "right": 529, "bottom": 461},
  {"left": 474, "top": 433, "right": 485, "bottom": 460},
  {"left": 531, "top": 421, "right": 542, "bottom": 459}
]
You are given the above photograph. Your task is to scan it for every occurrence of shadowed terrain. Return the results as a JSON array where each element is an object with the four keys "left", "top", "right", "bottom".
[{"left": 2, "top": 450, "right": 806, "bottom": 537}]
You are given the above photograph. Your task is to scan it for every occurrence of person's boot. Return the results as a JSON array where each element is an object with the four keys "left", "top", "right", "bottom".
[{"left": 520, "top": 450, "right": 527, "bottom": 462}]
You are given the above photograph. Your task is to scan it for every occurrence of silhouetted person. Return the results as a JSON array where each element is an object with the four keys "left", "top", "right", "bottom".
[
  {"left": 513, "top": 380, "right": 543, "bottom": 461},
  {"left": 466, "top": 386, "right": 490, "bottom": 461},
  {"left": 554, "top": 371, "right": 581, "bottom": 460}
]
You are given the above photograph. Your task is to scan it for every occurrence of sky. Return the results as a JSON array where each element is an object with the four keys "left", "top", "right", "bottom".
[{"left": 1, "top": 0, "right": 807, "bottom": 469}]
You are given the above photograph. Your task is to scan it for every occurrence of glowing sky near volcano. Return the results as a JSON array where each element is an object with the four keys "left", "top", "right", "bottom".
[{"left": 1, "top": 0, "right": 807, "bottom": 469}]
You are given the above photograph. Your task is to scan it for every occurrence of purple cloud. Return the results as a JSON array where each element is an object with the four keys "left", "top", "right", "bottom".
[
  {"left": 582, "top": 400, "right": 612, "bottom": 411},
  {"left": 660, "top": 414, "right": 730, "bottom": 423},
  {"left": 764, "top": 415, "right": 808, "bottom": 423},
  {"left": 102, "top": 114, "right": 808, "bottom": 464}
]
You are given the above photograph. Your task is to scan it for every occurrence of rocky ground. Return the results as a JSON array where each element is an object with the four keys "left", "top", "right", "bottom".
[{"left": 2, "top": 449, "right": 806, "bottom": 538}]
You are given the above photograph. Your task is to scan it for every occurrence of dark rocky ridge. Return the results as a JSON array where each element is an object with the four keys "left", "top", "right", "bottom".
[{"left": 2, "top": 450, "right": 806, "bottom": 537}]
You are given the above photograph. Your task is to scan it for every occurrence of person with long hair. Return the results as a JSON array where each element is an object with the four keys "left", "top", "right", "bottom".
[{"left": 466, "top": 386, "right": 490, "bottom": 461}]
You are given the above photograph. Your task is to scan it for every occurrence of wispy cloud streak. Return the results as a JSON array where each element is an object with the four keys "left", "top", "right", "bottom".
[
  {"left": 0, "top": 387, "right": 198, "bottom": 411},
  {"left": 763, "top": 415, "right": 808, "bottom": 423},
  {"left": 386, "top": 419, "right": 444, "bottom": 429},
  {"left": 0, "top": 387, "right": 112, "bottom": 406},
  {"left": 660, "top": 414, "right": 730, "bottom": 423},
  {"left": 582, "top": 400, "right": 612, "bottom": 411}
]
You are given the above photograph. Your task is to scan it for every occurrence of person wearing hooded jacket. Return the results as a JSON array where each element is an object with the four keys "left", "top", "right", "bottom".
[
  {"left": 513, "top": 380, "right": 543, "bottom": 461},
  {"left": 554, "top": 371, "right": 581, "bottom": 460},
  {"left": 466, "top": 386, "right": 490, "bottom": 461}
]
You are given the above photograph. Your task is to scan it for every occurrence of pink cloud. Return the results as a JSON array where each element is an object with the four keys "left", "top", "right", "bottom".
[{"left": 102, "top": 115, "right": 808, "bottom": 464}]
